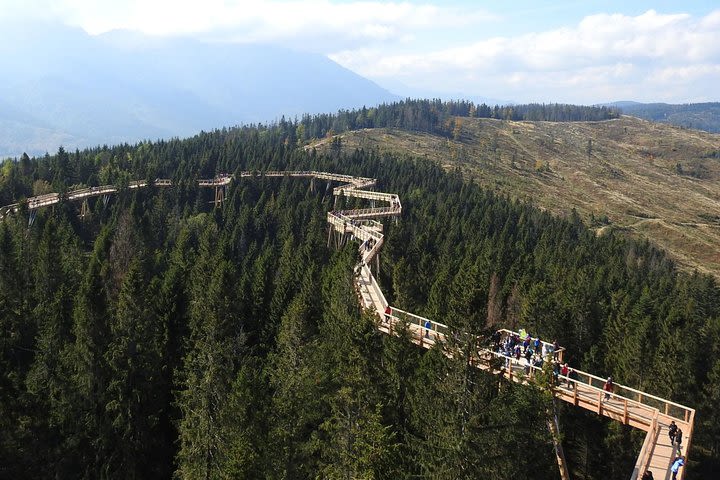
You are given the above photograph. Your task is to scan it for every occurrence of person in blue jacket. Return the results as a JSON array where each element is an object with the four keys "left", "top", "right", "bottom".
[{"left": 670, "top": 455, "right": 685, "bottom": 480}]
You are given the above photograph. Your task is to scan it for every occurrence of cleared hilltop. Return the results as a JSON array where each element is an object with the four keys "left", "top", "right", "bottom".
[{"left": 312, "top": 115, "right": 720, "bottom": 277}]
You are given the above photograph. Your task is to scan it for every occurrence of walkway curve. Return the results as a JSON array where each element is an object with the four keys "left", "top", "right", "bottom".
[{"left": 0, "top": 171, "right": 694, "bottom": 479}]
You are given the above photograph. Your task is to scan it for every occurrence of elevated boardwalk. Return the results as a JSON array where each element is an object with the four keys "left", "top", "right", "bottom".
[
  {"left": 319, "top": 172, "right": 693, "bottom": 480},
  {"left": 0, "top": 170, "right": 693, "bottom": 478}
]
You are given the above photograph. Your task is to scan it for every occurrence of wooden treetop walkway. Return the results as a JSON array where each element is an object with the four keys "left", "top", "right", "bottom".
[
  {"left": 319, "top": 172, "right": 694, "bottom": 480},
  {"left": 0, "top": 170, "right": 694, "bottom": 479}
]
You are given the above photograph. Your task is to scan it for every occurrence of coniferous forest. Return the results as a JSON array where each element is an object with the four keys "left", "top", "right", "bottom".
[
  {"left": 0, "top": 107, "right": 719, "bottom": 479},
  {"left": 293, "top": 99, "right": 620, "bottom": 140}
]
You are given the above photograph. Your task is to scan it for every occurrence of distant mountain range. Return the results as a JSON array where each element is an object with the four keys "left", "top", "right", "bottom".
[
  {"left": 606, "top": 101, "right": 720, "bottom": 133},
  {"left": 0, "top": 22, "right": 399, "bottom": 158},
  {"left": 2, "top": 21, "right": 717, "bottom": 158}
]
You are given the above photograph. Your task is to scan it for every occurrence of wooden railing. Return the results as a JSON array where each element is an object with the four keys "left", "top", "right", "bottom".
[
  {"left": 381, "top": 311, "right": 694, "bottom": 434},
  {"left": 631, "top": 411, "right": 659, "bottom": 479}
]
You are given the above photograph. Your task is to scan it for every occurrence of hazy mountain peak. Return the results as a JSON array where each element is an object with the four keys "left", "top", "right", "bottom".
[{"left": 0, "top": 22, "right": 399, "bottom": 158}]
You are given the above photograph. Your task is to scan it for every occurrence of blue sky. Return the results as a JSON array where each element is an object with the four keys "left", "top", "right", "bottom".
[{"left": 2, "top": 0, "right": 718, "bottom": 103}]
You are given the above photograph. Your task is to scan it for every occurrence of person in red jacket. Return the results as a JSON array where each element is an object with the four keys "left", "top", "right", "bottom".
[
  {"left": 603, "top": 376, "right": 614, "bottom": 402},
  {"left": 561, "top": 363, "right": 570, "bottom": 386}
]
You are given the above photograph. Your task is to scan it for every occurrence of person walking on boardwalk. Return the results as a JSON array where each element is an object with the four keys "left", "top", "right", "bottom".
[
  {"left": 670, "top": 455, "right": 685, "bottom": 480},
  {"left": 384, "top": 306, "right": 392, "bottom": 324},
  {"left": 560, "top": 363, "right": 569, "bottom": 385},
  {"left": 603, "top": 376, "right": 614, "bottom": 402},
  {"left": 569, "top": 368, "right": 579, "bottom": 389},
  {"left": 491, "top": 330, "right": 501, "bottom": 350},
  {"left": 641, "top": 470, "right": 654, "bottom": 480},
  {"left": 676, "top": 428, "right": 683, "bottom": 448},
  {"left": 424, "top": 319, "right": 431, "bottom": 338},
  {"left": 669, "top": 421, "right": 678, "bottom": 444}
]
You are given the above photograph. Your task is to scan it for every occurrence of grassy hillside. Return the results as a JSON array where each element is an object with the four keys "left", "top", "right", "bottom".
[{"left": 311, "top": 116, "right": 720, "bottom": 277}]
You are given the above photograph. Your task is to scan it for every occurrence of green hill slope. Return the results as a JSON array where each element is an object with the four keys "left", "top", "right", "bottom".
[{"left": 312, "top": 116, "right": 720, "bottom": 277}]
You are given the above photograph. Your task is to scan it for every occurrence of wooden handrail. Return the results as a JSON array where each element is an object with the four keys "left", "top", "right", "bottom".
[{"left": 632, "top": 410, "right": 659, "bottom": 479}]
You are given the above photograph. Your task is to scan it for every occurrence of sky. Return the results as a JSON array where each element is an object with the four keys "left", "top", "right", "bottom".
[{"left": 2, "top": 0, "right": 719, "bottom": 104}]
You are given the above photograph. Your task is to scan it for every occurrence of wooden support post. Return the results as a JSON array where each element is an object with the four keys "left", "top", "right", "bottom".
[
  {"left": 28, "top": 209, "right": 37, "bottom": 228},
  {"left": 598, "top": 391, "right": 603, "bottom": 415},
  {"left": 573, "top": 385, "right": 578, "bottom": 406},
  {"left": 375, "top": 251, "right": 380, "bottom": 276},
  {"left": 547, "top": 400, "right": 571, "bottom": 480},
  {"left": 214, "top": 185, "right": 225, "bottom": 206},
  {"left": 623, "top": 399, "right": 629, "bottom": 424},
  {"left": 80, "top": 199, "right": 90, "bottom": 219}
]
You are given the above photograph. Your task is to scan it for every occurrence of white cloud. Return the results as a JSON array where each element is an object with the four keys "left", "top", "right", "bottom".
[
  {"left": 0, "top": 0, "right": 495, "bottom": 51},
  {"left": 1, "top": 2, "right": 717, "bottom": 103},
  {"left": 329, "top": 9, "right": 720, "bottom": 103},
  {"left": 652, "top": 64, "right": 720, "bottom": 83}
]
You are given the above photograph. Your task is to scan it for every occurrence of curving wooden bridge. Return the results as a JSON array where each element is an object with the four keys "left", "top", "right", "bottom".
[{"left": 0, "top": 171, "right": 694, "bottom": 479}]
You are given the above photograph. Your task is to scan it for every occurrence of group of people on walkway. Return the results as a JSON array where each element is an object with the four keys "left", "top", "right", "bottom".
[
  {"left": 492, "top": 330, "right": 688, "bottom": 480},
  {"left": 491, "top": 330, "right": 580, "bottom": 385},
  {"left": 669, "top": 419, "right": 685, "bottom": 479},
  {"left": 669, "top": 421, "right": 684, "bottom": 450}
]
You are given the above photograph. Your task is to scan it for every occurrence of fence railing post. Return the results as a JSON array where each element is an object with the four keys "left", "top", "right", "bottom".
[
  {"left": 624, "top": 399, "right": 628, "bottom": 424},
  {"left": 573, "top": 384, "right": 578, "bottom": 406}
]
